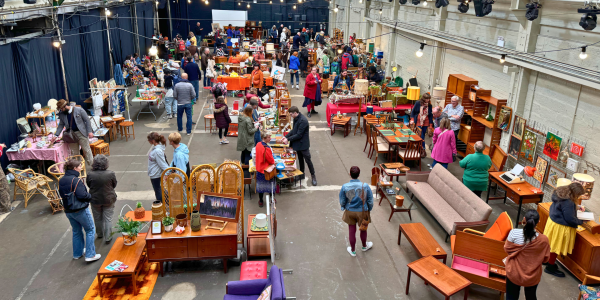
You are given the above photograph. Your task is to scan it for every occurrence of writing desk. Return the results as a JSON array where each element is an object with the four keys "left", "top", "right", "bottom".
[{"left": 486, "top": 171, "right": 544, "bottom": 227}]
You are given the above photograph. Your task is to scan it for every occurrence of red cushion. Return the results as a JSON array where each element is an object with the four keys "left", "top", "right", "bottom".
[{"left": 240, "top": 261, "right": 268, "bottom": 281}]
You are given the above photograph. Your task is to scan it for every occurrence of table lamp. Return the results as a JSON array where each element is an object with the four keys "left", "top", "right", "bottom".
[
  {"left": 524, "top": 166, "right": 536, "bottom": 177},
  {"left": 407, "top": 86, "right": 420, "bottom": 101},
  {"left": 276, "top": 162, "right": 286, "bottom": 179},
  {"left": 572, "top": 172, "right": 595, "bottom": 203}
]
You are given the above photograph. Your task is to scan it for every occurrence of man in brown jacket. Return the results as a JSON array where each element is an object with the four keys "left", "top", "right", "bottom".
[{"left": 201, "top": 47, "right": 210, "bottom": 87}]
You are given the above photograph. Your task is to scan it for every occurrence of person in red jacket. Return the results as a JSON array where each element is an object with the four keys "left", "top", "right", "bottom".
[
  {"left": 302, "top": 67, "right": 322, "bottom": 117},
  {"left": 255, "top": 130, "right": 275, "bottom": 207}
]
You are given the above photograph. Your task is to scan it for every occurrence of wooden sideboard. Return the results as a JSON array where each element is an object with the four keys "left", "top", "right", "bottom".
[
  {"left": 537, "top": 202, "right": 600, "bottom": 281},
  {"left": 146, "top": 219, "right": 238, "bottom": 276}
]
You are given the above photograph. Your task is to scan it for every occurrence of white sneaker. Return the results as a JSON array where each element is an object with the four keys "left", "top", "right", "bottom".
[
  {"left": 223, "top": 139, "right": 230, "bottom": 144},
  {"left": 73, "top": 249, "right": 85, "bottom": 260},
  {"left": 427, "top": 164, "right": 431, "bottom": 167},
  {"left": 219, "top": 140, "right": 223, "bottom": 145},
  {"left": 362, "top": 241, "right": 373, "bottom": 252},
  {"left": 85, "top": 254, "right": 102, "bottom": 262},
  {"left": 347, "top": 246, "right": 356, "bottom": 257},
  {"left": 296, "top": 85, "right": 299, "bottom": 90}
]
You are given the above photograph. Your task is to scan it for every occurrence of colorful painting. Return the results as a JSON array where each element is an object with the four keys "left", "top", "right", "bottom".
[
  {"left": 520, "top": 129, "right": 537, "bottom": 163},
  {"left": 508, "top": 135, "right": 521, "bottom": 159},
  {"left": 546, "top": 165, "right": 566, "bottom": 188},
  {"left": 543, "top": 132, "right": 562, "bottom": 161},
  {"left": 512, "top": 116, "right": 526, "bottom": 140},
  {"left": 533, "top": 155, "right": 549, "bottom": 183}
]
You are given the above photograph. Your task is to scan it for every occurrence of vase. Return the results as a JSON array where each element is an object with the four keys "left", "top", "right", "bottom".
[
  {"left": 122, "top": 233, "right": 137, "bottom": 246},
  {"left": 134, "top": 206, "right": 145, "bottom": 219},
  {"left": 176, "top": 213, "right": 187, "bottom": 227},
  {"left": 191, "top": 210, "right": 201, "bottom": 232},
  {"left": 152, "top": 200, "right": 165, "bottom": 221},
  {"left": 164, "top": 224, "right": 173, "bottom": 232}
]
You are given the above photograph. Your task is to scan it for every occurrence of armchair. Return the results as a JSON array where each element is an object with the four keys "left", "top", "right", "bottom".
[{"left": 224, "top": 265, "right": 286, "bottom": 300}]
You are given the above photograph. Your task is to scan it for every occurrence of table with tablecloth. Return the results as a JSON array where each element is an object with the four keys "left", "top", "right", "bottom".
[
  {"left": 6, "top": 137, "right": 71, "bottom": 164},
  {"left": 326, "top": 103, "right": 413, "bottom": 126},
  {"left": 217, "top": 76, "right": 274, "bottom": 91}
]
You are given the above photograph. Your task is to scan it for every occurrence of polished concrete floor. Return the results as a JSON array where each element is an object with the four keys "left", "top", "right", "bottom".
[{"left": 0, "top": 80, "right": 581, "bottom": 300}]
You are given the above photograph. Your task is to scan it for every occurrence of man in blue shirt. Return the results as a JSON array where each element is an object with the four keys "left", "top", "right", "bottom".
[{"left": 339, "top": 166, "right": 374, "bottom": 257}]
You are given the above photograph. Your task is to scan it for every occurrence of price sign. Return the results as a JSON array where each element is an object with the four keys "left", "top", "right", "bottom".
[{"left": 570, "top": 142, "right": 585, "bottom": 157}]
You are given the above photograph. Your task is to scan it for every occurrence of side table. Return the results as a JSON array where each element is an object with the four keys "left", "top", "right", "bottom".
[
  {"left": 330, "top": 116, "right": 351, "bottom": 137},
  {"left": 247, "top": 214, "right": 271, "bottom": 257},
  {"left": 406, "top": 256, "right": 470, "bottom": 300},
  {"left": 97, "top": 237, "right": 147, "bottom": 296},
  {"left": 377, "top": 180, "right": 415, "bottom": 221}
]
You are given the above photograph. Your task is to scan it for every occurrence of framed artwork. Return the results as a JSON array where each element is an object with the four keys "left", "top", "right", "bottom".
[
  {"left": 508, "top": 135, "right": 521, "bottom": 159},
  {"left": 497, "top": 106, "right": 512, "bottom": 132},
  {"left": 570, "top": 142, "right": 585, "bottom": 157},
  {"left": 533, "top": 155, "right": 549, "bottom": 183},
  {"left": 546, "top": 165, "right": 567, "bottom": 188},
  {"left": 512, "top": 116, "right": 526, "bottom": 140},
  {"left": 198, "top": 192, "right": 241, "bottom": 222},
  {"left": 89, "top": 78, "right": 98, "bottom": 90},
  {"left": 520, "top": 129, "right": 537, "bottom": 163},
  {"left": 543, "top": 132, "right": 562, "bottom": 161}
]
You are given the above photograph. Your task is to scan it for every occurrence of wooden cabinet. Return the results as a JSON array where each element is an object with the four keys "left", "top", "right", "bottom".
[{"left": 537, "top": 202, "right": 600, "bottom": 281}]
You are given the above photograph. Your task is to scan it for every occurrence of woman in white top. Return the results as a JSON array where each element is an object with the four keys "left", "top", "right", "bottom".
[{"left": 206, "top": 53, "right": 216, "bottom": 85}]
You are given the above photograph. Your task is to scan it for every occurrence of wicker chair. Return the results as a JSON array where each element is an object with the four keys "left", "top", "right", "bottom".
[
  {"left": 190, "top": 164, "right": 216, "bottom": 207},
  {"left": 8, "top": 168, "right": 54, "bottom": 208}
]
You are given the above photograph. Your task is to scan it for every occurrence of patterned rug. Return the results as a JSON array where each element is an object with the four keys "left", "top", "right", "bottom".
[{"left": 82, "top": 262, "right": 159, "bottom": 300}]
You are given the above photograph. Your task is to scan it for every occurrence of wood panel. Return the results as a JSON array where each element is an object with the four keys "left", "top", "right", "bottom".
[
  {"left": 454, "top": 231, "right": 506, "bottom": 267},
  {"left": 149, "top": 247, "right": 189, "bottom": 260}
]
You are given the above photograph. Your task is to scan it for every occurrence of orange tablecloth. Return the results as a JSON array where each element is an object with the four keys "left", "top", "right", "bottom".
[{"left": 217, "top": 76, "right": 274, "bottom": 91}]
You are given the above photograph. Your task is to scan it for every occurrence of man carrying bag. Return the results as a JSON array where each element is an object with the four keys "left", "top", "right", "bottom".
[
  {"left": 55, "top": 99, "right": 94, "bottom": 166},
  {"left": 340, "top": 166, "right": 374, "bottom": 257}
]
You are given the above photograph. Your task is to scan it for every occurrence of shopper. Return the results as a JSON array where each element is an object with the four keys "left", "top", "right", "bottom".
[
  {"left": 206, "top": 53, "right": 216, "bottom": 86},
  {"left": 163, "top": 69, "right": 176, "bottom": 119},
  {"left": 544, "top": 182, "right": 585, "bottom": 277},
  {"left": 59, "top": 158, "right": 101, "bottom": 262},
  {"left": 340, "top": 166, "right": 374, "bottom": 257},
  {"left": 431, "top": 118, "right": 456, "bottom": 169},
  {"left": 432, "top": 106, "right": 444, "bottom": 128},
  {"left": 321, "top": 49, "right": 330, "bottom": 76},
  {"left": 303, "top": 67, "right": 322, "bottom": 118},
  {"left": 253, "top": 50, "right": 265, "bottom": 61},
  {"left": 183, "top": 55, "right": 201, "bottom": 105},
  {"left": 173, "top": 73, "right": 196, "bottom": 135},
  {"left": 189, "top": 31, "right": 197, "bottom": 46},
  {"left": 255, "top": 130, "right": 276, "bottom": 208},
  {"left": 168, "top": 132, "right": 190, "bottom": 177},
  {"left": 249, "top": 98, "right": 263, "bottom": 144},
  {"left": 237, "top": 106, "right": 259, "bottom": 165},
  {"left": 200, "top": 47, "right": 211, "bottom": 87},
  {"left": 292, "top": 32, "right": 303, "bottom": 52},
  {"left": 410, "top": 93, "right": 433, "bottom": 150},
  {"left": 289, "top": 52, "right": 300, "bottom": 90},
  {"left": 341, "top": 50, "right": 352, "bottom": 71},
  {"left": 0, "top": 144, "right": 10, "bottom": 213},
  {"left": 504, "top": 210, "right": 550, "bottom": 300},
  {"left": 283, "top": 106, "right": 317, "bottom": 186},
  {"left": 299, "top": 47, "right": 309, "bottom": 78},
  {"left": 86, "top": 154, "right": 117, "bottom": 244},
  {"left": 194, "top": 22, "right": 203, "bottom": 40},
  {"left": 147, "top": 132, "right": 169, "bottom": 203},
  {"left": 251, "top": 63, "right": 264, "bottom": 96},
  {"left": 367, "top": 66, "right": 382, "bottom": 84},
  {"left": 333, "top": 70, "right": 353, "bottom": 90},
  {"left": 245, "top": 90, "right": 270, "bottom": 109},
  {"left": 459, "top": 141, "right": 492, "bottom": 197},
  {"left": 356, "top": 64, "right": 367, "bottom": 79},
  {"left": 280, "top": 27, "right": 287, "bottom": 49},
  {"left": 214, "top": 96, "right": 231, "bottom": 145},
  {"left": 55, "top": 99, "right": 94, "bottom": 166},
  {"left": 269, "top": 25, "right": 278, "bottom": 43},
  {"left": 443, "top": 95, "right": 465, "bottom": 139}
]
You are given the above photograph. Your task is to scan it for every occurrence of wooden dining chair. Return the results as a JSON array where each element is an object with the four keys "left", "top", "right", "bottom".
[
  {"left": 370, "top": 127, "right": 390, "bottom": 166},
  {"left": 363, "top": 122, "right": 372, "bottom": 155},
  {"left": 398, "top": 140, "right": 422, "bottom": 171}
]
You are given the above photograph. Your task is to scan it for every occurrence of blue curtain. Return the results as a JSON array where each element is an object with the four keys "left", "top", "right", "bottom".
[
  {"left": 108, "top": 17, "right": 123, "bottom": 64},
  {"left": 143, "top": 3, "right": 155, "bottom": 53},
  {"left": 115, "top": 5, "right": 135, "bottom": 61},
  {"left": 136, "top": 3, "right": 146, "bottom": 56}
]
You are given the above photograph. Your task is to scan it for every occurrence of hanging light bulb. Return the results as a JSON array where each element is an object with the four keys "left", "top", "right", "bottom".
[
  {"left": 270, "top": 0, "right": 272, "bottom": 3},
  {"left": 580, "top": 46, "right": 588, "bottom": 59},
  {"left": 299, "top": 0, "right": 302, "bottom": 2},
  {"left": 149, "top": 45, "right": 158, "bottom": 56},
  {"left": 379, "top": 8, "right": 383, "bottom": 14},
  {"left": 334, "top": 5, "right": 339, "bottom": 12},
  {"left": 281, "top": 0, "right": 283, "bottom": 2},
  {"left": 238, "top": 1, "right": 241, "bottom": 4},
  {"left": 416, "top": 43, "right": 425, "bottom": 57},
  {"left": 360, "top": 0, "right": 362, "bottom": 2},
  {"left": 422, "top": 0, "right": 427, "bottom": 6},
  {"left": 105, "top": 8, "right": 111, "bottom": 16},
  {"left": 247, "top": 2, "right": 250, "bottom": 8},
  {"left": 293, "top": 4, "right": 296, "bottom": 8},
  {"left": 499, "top": 54, "right": 506, "bottom": 63},
  {"left": 205, "top": 0, "right": 208, "bottom": 3},
  {"left": 53, "top": 41, "right": 60, "bottom": 48},
  {"left": 155, "top": 1, "right": 158, "bottom": 5}
]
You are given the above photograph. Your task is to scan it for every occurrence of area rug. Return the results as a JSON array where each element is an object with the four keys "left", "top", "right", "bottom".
[{"left": 82, "top": 262, "right": 159, "bottom": 300}]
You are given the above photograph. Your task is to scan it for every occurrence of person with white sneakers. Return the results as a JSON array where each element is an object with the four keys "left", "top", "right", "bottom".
[
  {"left": 289, "top": 51, "right": 300, "bottom": 90},
  {"left": 213, "top": 96, "right": 231, "bottom": 145},
  {"left": 339, "top": 166, "right": 374, "bottom": 257}
]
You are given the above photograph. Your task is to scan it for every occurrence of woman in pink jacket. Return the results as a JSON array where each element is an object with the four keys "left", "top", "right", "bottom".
[{"left": 431, "top": 118, "right": 457, "bottom": 169}]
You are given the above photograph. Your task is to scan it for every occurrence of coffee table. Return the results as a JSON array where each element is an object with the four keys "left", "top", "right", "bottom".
[
  {"left": 398, "top": 222, "right": 447, "bottom": 263},
  {"left": 97, "top": 236, "right": 147, "bottom": 296},
  {"left": 377, "top": 181, "right": 415, "bottom": 222},
  {"left": 406, "top": 256, "right": 470, "bottom": 300}
]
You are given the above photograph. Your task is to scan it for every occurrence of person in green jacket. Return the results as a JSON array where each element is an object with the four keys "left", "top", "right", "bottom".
[
  {"left": 237, "top": 106, "right": 259, "bottom": 166},
  {"left": 459, "top": 141, "right": 493, "bottom": 198}
]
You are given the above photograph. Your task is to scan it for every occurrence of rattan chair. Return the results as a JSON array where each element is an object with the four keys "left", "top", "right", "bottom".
[{"left": 8, "top": 168, "right": 53, "bottom": 208}]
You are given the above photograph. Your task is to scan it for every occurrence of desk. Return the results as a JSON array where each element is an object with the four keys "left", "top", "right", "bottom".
[
  {"left": 146, "top": 219, "right": 237, "bottom": 275},
  {"left": 487, "top": 171, "right": 544, "bottom": 227},
  {"left": 406, "top": 256, "right": 470, "bottom": 300},
  {"left": 97, "top": 237, "right": 147, "bottom": 296},
  {"left": 325, "top": 103, "right": 412, "bottom": 126}
]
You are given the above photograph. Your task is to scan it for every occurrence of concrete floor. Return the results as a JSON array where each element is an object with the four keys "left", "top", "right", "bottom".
[{"left": 0, "top": 80, "right": 581, "bottom": 300}]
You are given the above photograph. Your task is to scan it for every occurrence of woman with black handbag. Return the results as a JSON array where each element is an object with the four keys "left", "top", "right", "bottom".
[
  {"left": 58, "top": 158, "right": 101, "bottom": 262},
  {"left": 339, "top": 166, "right": 374, "bottom": 257},
  {"left": 254, "top": 130, "right": 276, "bottom": 208}
]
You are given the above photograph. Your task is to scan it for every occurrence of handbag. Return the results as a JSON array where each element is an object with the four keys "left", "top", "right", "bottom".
[
  {"left": 65, "top": 178, "right": 89, "bottom": 211},
  {"left": 61, "top": 111, "right": 78, "bottom": 144},
  {"left": 263, "top": 144, "right": 277, "bottom": 180},
  {"left": 359, "top": 184, "right": 371, "bottom": 231}
]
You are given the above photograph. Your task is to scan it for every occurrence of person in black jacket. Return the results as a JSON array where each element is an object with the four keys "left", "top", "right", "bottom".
[
  {"left": 299, "top": 47, "right": 309, "bottom": 78},
  {"left": 87, "top": 155, "right": 117, "bottom": 244},
  {"left": 59, "top": 158, "right": 101, "bottom": 262},
  {"left": 282, "top": 106, "right": 317, "bottom": 186}
]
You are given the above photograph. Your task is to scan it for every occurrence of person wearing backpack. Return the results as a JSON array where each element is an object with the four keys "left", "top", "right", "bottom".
[
  {"left": 59, "top": 158, "right": 101, "bottom": 262},
  {"left": 177, "top": 38, "right": 186, "bottom": 60}
]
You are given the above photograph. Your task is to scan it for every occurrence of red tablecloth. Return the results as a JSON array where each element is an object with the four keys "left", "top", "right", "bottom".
[{"left": 325, "top": 103, "right": 412, "bottom": 126}]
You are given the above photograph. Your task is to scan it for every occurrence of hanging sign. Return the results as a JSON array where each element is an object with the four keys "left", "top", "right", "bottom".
[{"left": 570, "top": 142, "right": 585, "bottom": 157}]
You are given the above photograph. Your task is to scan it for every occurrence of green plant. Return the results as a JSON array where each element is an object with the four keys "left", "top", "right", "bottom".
[
  {"left": 112, "top": 217, "right": 142, "bottom": 237},
  {"left": 136, "top": 202, "right": 143, "bottom": 209},
  {"left": 162, "top": 216, "right": 175, "bottom": 226}
]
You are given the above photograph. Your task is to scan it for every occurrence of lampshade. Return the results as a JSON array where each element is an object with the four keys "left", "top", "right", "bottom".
[
  {"left": 354, "top": 79, "right": 369, "bottom": 96},
  {"left": 255, "top": 213, "right": 267, "bottom": 228},
  {"left": 524, "top": 166, "right": 536, "bottom": 177},
  {"left": 407, "top": 86, "right": 420, "bottom": 101},
  {"left": 556, "top": 178, "right": 572, "bottom": 188},
  {"left": 572, "top": 173, "right": 595, "bottom": 201},
  {"left": 266, "top": 43, "right": 275, "bottom": 54},
  {"left": 432, "top": 87, "right": 446, "bottom": 99}
]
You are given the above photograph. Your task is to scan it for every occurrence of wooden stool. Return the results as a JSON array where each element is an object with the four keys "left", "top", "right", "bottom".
[
  {"left": 204, "top": 114, "right": 215, "bottom": 133},
  {"left": 113, "top": 116, "right": 125, "bottom": 138},
  {"left": 119, "top": 121, "right": 135, "bottom": 141},
  {"left": 96, "top": 142, "right": 110, "bottom": 156},
  {"left": 89, "top": 140, "right": 103, "bottom": 154}
]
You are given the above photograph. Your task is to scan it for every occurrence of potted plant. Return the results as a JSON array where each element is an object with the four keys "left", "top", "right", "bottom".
[
  {"left": 162, "top": 216, "right": 175, "bottom": 232},
  {"left": 134, "top": 201, "right": 145, "bottom": 219},
  {"left": 113, "top": 217, "right": 142, "bottom": 246}
]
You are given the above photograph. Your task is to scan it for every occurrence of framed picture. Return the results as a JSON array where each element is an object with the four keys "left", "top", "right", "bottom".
[
  {"left": 543, "top": 132, "right": 562, "bottom": 161},
  {"left": 533, "top": 155, "right": 549, "bottom": 183},
  {"left": 508, "top": 135, "right": 521, "bottom": 159},
  {"left": 512, "top": 116, "right": 526, "bottom": 140},
  {"left": 151, "top": 220, "right": 162, "bottom": 234},
  {"left": 520, "top": 129, "right": 537, "bottom": 163},
  {"left": 198, "top": 192, "right": 241, "bottom": 222},
  {"left": 546, "top": 165, "right": 567, "bottom": 188}
]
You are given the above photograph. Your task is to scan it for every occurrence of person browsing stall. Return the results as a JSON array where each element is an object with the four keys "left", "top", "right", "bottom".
[
  {"left": 367, "top": 66, "right": 382, "bottom": 84},
  {"left": 55, "top": 99, "right": 94, "bottom": 166},
  {"left": 443, "top": 96, "right": 464, "bottom": 139},
  {"left": 173, "top": 73, "right": 196, "bottom": 135},
  {"left": 430, "top": 118, "right": 457, "bottom": 169},
  {"left": 340, "top": 166, "right": 374, "bottom": 257},
  {"left": 251, "top": 63, "right": 264, "bottom": 96},
  {"left": 282, "top": 106, "right": 317, "bottom": 186},
  {"left": 303, "top": 67, "right": 322, "bottom": 118},
  {"left": 213, "top": 96, "right": 231, "bottom": 145},
  {"left": 289, "top": 52, "right": 300, "bottom": 90},
  {"left": 86, "top": 154, "right": 117, "bottom": 244},
  {"left": 237, "top": 106, "right": 259, "bottom": 165},
  {"left": 459, "top": 141, "right": 492, "bottom": 197},
  {"left": 333, "top": 70, "right": 353, "bottom": 90},
  {"left": 410, "top": 93, "right": 434, "bottom": 151},
  {"left": 255, "top": 130, "right": 276, "bottom": 208},
  {"left": 168, "top": 132, "right": 190, "bottom": 177},
  {"left": 147, "top": 132, "right": 169, "bottom": 203},
  {"left": 183, "top": 56, "right": 201, "bottom": 105}
]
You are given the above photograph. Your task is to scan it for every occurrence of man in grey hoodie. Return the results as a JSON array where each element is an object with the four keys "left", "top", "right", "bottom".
[{"left": 174, "top": 73, "right": 196, "bottom": 135}]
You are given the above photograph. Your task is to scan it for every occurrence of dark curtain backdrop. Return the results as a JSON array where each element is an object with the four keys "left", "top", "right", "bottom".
[
  {"left": 143, "top": 3, "right": 154, "bottom": 53},
  {"left": 115, "top": 5, "right": 135, "bottom": 60}
]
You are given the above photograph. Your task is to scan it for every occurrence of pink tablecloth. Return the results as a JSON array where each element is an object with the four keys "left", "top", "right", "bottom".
[
  {"left": 6, "top": 138, "right": 70, "bottom": 164},
  {"left": 325, "top": 103, "right": 413, "bottom": 126}
]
